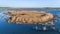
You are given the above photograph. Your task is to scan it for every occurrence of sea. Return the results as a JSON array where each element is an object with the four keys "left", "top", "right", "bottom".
[{"left": 0, "top": 10, "right": 60, "bottom": 34}]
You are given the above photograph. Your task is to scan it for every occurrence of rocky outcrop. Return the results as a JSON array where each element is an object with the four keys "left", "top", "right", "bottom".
[{"left": 5, "top": 11, "right": 54, "bottom": 24}]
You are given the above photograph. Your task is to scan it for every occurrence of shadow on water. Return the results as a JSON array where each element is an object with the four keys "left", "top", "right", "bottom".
[{"left": 0, "top": 10, "right": 60, "bottom": 34}]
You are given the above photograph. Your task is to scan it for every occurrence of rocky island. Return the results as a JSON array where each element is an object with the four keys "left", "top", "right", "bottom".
[{"left": 4, "top": 11, "right": 55, "bottom": 25}]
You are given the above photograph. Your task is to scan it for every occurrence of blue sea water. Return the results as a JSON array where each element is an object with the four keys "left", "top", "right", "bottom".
[{"left": 0, "top": 10, "right": 60, "bottom": 34}]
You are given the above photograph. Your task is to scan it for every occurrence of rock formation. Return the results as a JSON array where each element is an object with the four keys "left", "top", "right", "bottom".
[{"left": 5, "top": 11, "right": 54, "bottom": 24}]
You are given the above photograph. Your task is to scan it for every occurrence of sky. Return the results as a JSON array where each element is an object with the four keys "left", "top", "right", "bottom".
[{"left": 0, "top": 0, "right": 60, "bottom": 8}]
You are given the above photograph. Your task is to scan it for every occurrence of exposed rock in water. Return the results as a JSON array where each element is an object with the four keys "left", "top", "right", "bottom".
[{"left": 4, "top": 11, "right": 54, "bottom": 24}]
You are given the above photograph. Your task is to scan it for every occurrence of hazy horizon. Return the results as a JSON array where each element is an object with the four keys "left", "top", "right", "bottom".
[{"left": 0, "top": 0, "right": 60, "bottom": 8}]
